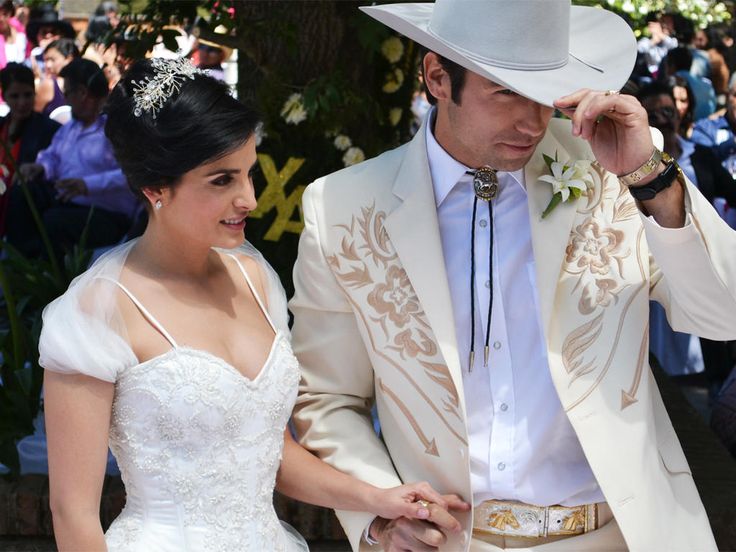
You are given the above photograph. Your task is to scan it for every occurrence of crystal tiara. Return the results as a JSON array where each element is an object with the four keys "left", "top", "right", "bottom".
[{"left": 132, "top": 58, "right": 208, "bottom": 119}]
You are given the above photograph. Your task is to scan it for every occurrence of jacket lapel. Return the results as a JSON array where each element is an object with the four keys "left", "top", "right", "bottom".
[
  {"left": 383, "top": 122, "right": 465, "bottom": 404},
  {"left": 525, "top": 129, "right": 581, "bottom": 338}
]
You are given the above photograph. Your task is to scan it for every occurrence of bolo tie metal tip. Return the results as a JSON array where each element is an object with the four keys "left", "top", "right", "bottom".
[
  {"left": 469, "top": 350, "right": 475, "bottom": 371},
  {"left": 484, "top": 345, "right": 489, "bottom": 367}
]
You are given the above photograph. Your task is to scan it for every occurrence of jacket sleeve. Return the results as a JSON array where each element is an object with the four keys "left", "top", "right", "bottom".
[
  {"left": 290, "top": 181, "right": 402, "bottom": 551},
  {"left": 647, "top": 175, "right": 736, "bottom": 340}
]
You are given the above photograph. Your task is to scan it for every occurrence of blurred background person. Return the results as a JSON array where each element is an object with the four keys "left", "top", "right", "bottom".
[
  {"left": 692, "top": 74, "right": 736, "bottom": 172},
  {"left": 662, "top": 46, "right": 716, "bottom": 120},
  {"left": 637, "top": 11, "right": 677, "bottom": 79},
  {"left": 84, "top": 1, "right": 118, "bottom": 45},
  {"left": 0, "top": 62, "right": 59, "bottom": 236},
  {"left": 639, "top": 81, "right": 736, "bottom": 400},
  {"left": 6, "top": 59, "right": 136, "bottom": 258},
  {"left": 0, "top": 0, "right": 26, "bottom": 70},
  {"left": 671, "top": 74, "right": 696, "bottom": 139},
  {"left": 25, "top": 5, "right": 75, "bottom": 78},
  {"left": 35, "top": 38, "right": 79, "bottom": 119}
]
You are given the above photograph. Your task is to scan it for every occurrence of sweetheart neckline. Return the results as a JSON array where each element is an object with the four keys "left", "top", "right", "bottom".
[{"left": 124, "top": 330, "right": 284, "bottom": 386}]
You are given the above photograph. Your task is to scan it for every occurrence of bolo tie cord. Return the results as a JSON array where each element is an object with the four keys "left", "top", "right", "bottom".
[{"left": 468, "top": 194, "right": 493, "bottom": 371}]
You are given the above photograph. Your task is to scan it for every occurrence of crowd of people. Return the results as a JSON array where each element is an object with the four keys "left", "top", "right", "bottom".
[
  {"left": 0, "top": 1, "right": 234, "bottom": 257},
  {"left": 629, "top": 12, "right": 736, "bottom": 424}
]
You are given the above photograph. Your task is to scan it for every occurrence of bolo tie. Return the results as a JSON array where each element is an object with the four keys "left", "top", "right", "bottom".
[{"left": 467, "top": 166, "right": 498, "bottom": 371}]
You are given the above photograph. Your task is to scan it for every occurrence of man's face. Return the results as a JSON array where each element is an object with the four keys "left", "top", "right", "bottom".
[{"left": 434, "top": 68, "right": 554, "bottom": 172}]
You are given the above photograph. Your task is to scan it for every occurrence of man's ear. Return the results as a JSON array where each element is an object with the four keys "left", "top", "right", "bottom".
[{"left": 423, "top": 52, "right": 451, "bottom": 103}]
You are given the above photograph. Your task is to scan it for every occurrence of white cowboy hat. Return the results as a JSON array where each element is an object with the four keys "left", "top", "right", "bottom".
[{"left": 360, "top": 0, "right": 637, "bottom": 107}]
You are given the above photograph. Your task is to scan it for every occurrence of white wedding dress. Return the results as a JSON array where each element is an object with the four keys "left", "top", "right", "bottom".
[{"left": 39, "top": 241, "right": 309, "bottom": 551}]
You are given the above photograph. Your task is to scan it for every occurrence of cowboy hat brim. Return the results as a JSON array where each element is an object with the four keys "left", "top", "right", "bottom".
[{"left": 361, "top": 3, "right": 636, "bottom": 107}]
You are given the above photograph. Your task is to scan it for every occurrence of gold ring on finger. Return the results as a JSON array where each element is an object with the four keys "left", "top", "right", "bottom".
[
  {"left": 417, "top": 500, "right": 430, "bottom": 508},
  {"left": 604, "top": 89, "right": 619, "bottom": 96}
]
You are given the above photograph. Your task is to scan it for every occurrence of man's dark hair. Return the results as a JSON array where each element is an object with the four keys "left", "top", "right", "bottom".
[
  {"left": 60, "top": 58, "right": 109, "bottom": 98},
  {"left": 636, "top": 81, "right": 675, "bottom": 104},
  {"left": 104, "top": 59, "right": 261, "bottom": 203},
  {"left": 419, "top": 48, "right": 466, "bottom": 106},
  {"left": 44, "top": 38, "right": 80, "bottom": 59},
  {"left": 665, "top": 46, "right": 694, "bottom": 72},
  {"left": 0, "top": 62, "right": 34, "bottom": 91}
]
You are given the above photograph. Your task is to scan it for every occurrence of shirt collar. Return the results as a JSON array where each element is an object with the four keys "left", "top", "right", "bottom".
[{"left": 424, "top": 108, "right": 525, "bottom": 208}]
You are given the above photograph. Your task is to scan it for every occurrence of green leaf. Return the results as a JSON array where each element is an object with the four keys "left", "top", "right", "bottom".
[
  {"left": 569, "top": 187, "right": 583, "bottom": 200},
  {"left": 542, "top": 153, "right": 555, "bottom": 172},
  {"left": 541, "top": 193, "right": 563, "bottom": 219}
]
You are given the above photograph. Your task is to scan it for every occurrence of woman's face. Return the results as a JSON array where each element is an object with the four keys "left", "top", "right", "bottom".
[
  {"left": 152, "top": 138, "right": 259, "bottom": 251},
  {"left": 43, "top": 48, "right": 72, "bottom": 77},
  {"left": 673, "top": 85, "right": 689, "bottom": 120},
  {"left": 4, "top": 81, "right": 35, "bottom": 120}
]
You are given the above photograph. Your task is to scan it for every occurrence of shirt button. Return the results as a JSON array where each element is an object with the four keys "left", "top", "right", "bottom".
[
  {"left": 493, "top": 341, "right": 502, "bottom": 350},
  {"left": 485, "top": 280, "right": 490, "bottom": 289},
  {"left": 498, "top": 462, "right": 506, "bottom": 471},
  {"left": 500, "top": 403, "right": 508, "bottom": 412},
  {"left": 479, "top": 219, "right": 488, "bottom": 228}
]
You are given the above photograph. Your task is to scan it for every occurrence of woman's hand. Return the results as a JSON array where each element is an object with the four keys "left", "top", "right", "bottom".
[{"left": 367, "top": 482, "right": 469, "bottom": 524}]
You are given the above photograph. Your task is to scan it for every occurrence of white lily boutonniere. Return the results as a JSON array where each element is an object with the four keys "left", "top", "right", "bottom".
[{"left": 538, "top": 152, "right": 594, "bottom": 218}]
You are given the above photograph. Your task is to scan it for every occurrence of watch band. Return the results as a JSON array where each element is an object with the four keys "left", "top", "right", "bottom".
[
  {"left": 618, "top": 148, "right": 663, "bottom": 186},
  {"left": 626, "top": 151, "right": 680, "bottom": 201}
]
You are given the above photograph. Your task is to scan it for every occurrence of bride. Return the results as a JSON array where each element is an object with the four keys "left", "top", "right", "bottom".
[{"left": 39, "top": 58, "right": 467, "bottom": 551}]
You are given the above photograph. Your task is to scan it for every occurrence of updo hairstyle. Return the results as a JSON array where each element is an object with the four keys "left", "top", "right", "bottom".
[
  {"left": 104, "top": 59, "right": 260, "bottom": 203},
  {"left": 59, "top": 58, "right": 109, "bottom": 98}
]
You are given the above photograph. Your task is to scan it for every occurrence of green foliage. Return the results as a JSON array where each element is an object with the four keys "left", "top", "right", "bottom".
[
  {"left": 573, "top": 0, "right": 732, "bottom": 35},
  {"left": 0, "top": 190, "right": 93, "bottom": 475}
]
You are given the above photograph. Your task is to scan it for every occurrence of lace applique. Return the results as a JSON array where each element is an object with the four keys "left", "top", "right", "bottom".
[{"left": 105, "top": 334, "right": 302, "bottom": 551}]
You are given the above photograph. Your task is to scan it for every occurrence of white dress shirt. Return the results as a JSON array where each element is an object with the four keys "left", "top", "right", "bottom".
[{"left": 426, "top": 112, "right": 605, "bottom": 507}]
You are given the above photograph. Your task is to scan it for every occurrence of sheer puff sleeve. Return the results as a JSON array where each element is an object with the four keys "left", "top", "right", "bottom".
[{"left": 38, "top": 243, "right": 139, "bottom": 383}]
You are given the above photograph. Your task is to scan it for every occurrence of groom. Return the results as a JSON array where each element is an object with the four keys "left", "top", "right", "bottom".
[{"left": 290, "top": 1, "right": 736, "bottom": 550}]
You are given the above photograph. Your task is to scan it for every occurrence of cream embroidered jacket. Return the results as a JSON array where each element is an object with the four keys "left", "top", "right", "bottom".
[{"left": 290, "top": 117, "right": 735, "bottom": 552}]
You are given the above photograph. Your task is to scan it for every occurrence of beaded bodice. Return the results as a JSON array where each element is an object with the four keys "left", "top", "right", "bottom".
[{"left": 105, "top": 332, "right": 300, "bottom": 551}]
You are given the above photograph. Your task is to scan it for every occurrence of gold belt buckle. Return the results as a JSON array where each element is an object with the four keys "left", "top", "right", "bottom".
[{"left": 473, "top": 500, "right": 598, "bottom": 538}]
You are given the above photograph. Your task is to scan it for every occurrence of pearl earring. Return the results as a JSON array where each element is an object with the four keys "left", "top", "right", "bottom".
[{"left": 155, "top": 200, "right": 163, "bottom": 210}]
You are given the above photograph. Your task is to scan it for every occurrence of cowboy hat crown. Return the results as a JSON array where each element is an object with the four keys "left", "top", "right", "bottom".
[{"left": 361, "top": 0, "right": 637, "bottom": 106}]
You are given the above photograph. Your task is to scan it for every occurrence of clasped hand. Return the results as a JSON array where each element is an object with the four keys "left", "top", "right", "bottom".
[{"left": 371, "top": 482, "right": 470, "bottom": 551}]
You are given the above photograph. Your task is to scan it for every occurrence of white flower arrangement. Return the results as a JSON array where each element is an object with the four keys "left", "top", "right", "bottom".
[
  {"left": 537, "top": 152, "right": 593, "bottom": 218},
  {"left": 388, "top": 108, "right": 402, "bottom": 127},
  {"left": 381, "top": 37, "right": 404, "bottom": 63},
  {"left": 382, "top": 68, "right": 404, "bottom": 94},
  {"left": 333, "top": 134, "right": 352, "bottom": 151},
  {"left": 280, "top": 93, "right": 307, "bottom": 125},
  {"left": 342, "top": 146, "right": 365, "bottom": 167}
]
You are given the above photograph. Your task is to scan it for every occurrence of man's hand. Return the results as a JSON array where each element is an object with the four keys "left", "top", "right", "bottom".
[
  {"left": 554, "top": 89, "right": 685, "bottom": 228},
  {"left": 55, "top": 178, "right": 88, "bottom": 202},
  {"left": 369, "top": 494, "right": 469, "bottom": 551},
  {"left": 15, "top": 163, "right": 44, "bottom": 184},
  {"left": 553, "top": 89, "right": 654, "bottom": 177}
]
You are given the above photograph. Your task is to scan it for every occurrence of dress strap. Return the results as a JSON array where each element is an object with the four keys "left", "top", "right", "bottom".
[
  {"left": 225, "top": 253, "right": 278, "bottom": 334},
  {"left": 97, "top": 276, "right": 179, "bottom": 348}
]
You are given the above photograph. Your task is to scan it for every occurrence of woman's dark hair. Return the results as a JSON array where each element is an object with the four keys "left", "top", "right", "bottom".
[
  {"left": 669, "top": 75, "right": 695, "bottom": 135},
  {"left": 419, "top": 48, "right": 466, "bottom": 106},
  {"left": 104, "top": 59, "right": 260, "bottom": 201},
  {"left": 0, "top": 62, "right": 35, "bottom": 91},
  {"left": 0, "top": 1, "right": 14, "bottom": 16},
  {"left": 44, "top": 38, "right": 80, "bottom": 59},
  {"left": 637, "top": 81, "right": 675, "bottom": 104},
  {"left": 59, "top": 58, "right": 108, "bottom": 98}
]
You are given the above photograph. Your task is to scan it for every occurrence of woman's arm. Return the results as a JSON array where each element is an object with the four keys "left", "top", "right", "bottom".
[
  {"left": 276, "top": 429, "right": 466, "bottom": 527},
  {"left": 45, "top": 370, "right": 114, "bottom": 551},
  {"left": 34, "top": 78, "right": 54, "bottom": 113}
]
